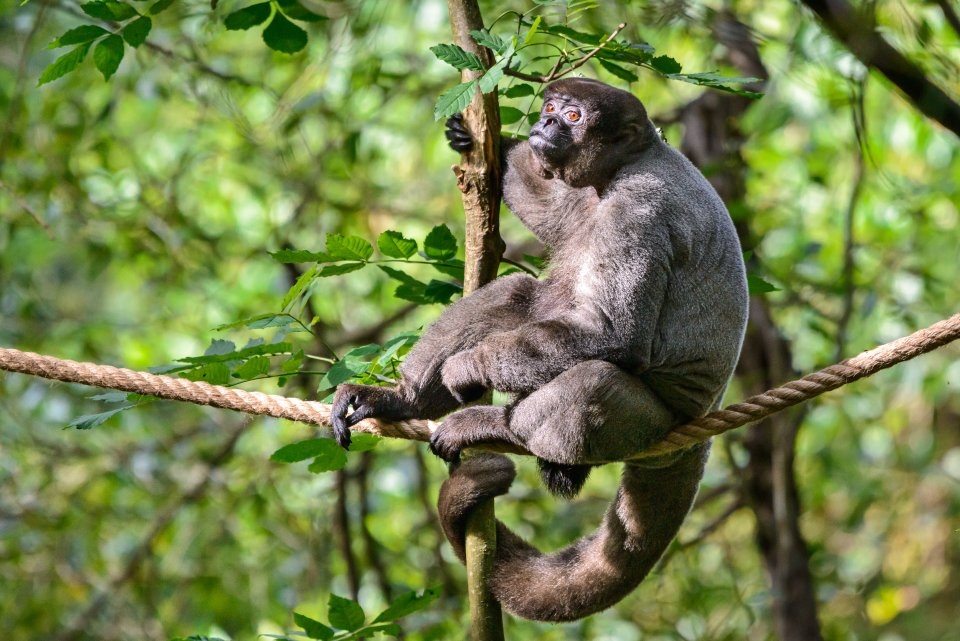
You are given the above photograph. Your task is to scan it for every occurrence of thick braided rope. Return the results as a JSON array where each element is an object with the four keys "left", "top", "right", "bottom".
[
  {"left": 0, "top": 349, "right": 437, "bottom": 442},
  {"left": 1, "top": 312, "right": 957, "bottom": 456}
]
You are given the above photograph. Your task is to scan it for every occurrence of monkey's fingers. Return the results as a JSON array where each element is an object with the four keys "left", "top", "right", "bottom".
[{"left": 445, "top": 113, "right": 473, "bottom": 153}]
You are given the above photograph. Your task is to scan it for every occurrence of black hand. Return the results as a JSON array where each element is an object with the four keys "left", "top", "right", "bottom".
[{"left": 445, "top": 113, "right": 473, "bottom": 153}]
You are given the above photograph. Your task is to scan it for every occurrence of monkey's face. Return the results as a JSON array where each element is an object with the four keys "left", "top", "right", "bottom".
[
  {"left": 528, "top": 93, "right": 587, "bottom": 180},
  {"left": 529, "top": 78, "right": 650, "bottom": 190}
]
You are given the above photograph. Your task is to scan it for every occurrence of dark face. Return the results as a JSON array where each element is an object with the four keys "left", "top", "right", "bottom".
[{"left": 527, "top": 78, "right": 651, "bottom": 190}]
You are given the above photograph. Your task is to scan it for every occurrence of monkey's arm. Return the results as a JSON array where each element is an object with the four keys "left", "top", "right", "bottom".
[{"left": 442, "top": 215, "right": 672, "bottom": 398}]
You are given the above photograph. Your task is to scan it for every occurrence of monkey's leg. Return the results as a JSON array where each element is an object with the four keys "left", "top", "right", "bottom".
[
  {"left": 431, "top": 360, "right": 684, "bottom": 490},
  {"left": 332, "top": 274, "right": 539, "bottom": 447}
]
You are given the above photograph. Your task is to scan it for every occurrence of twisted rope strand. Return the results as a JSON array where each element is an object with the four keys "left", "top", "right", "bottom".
[{"left": 1, "top": 312, "right": 957, "bottom": 457}]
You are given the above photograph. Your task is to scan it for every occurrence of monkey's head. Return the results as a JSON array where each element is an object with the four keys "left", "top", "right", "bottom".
[{"left": 529, "top": 78, "right": 655, "bottom": 191}]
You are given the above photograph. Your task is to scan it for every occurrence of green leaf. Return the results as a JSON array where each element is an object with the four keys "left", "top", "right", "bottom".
[
  {"left": 48, "top": 25, "right": 108, "bottom": 49},
  {"left": 325, "top": 234, "right": 374, "bottom": 261},
  {"left": 317, "top": 345, "right": 378, "bottom": 390},
  {"left": 232, "top": 355, "right": 270, "bottom": 380},
  {"left": 650, "top": 55, "right": 682, "bottom": 75},
  {"left": 376, "top": 331, "right": 419, "bottom": 366},
  {"left": 597, "top": 58, "right": 638, "bottom": 82},
  {"left": 469, "top": 29, "right": 508, "bottom": 54},
  {"left": 328, "top": 594, "right": 365, "bottom": 631},
  {"left": 373, "top": 587, "right": 441, "bottom": 623},
  {"left": 88, "top": 391, "right": 132, "bottom": 403},
  {"left": 38, "top": 43, "right": 92, "bottom": 86},
  {"left": 122, "top": 15, "right": 152, "bottom": 47},
  {"left": 522, "top": 16, "right": 541, "bottom": 44},
  {"left": 378, "top": 265, "right": 420, "bottom": 286},
  {"left": 67, "top": 406, "right": 130, "bottom": 430},
  {"left": 271, "top": 437, "right": 336, "bottom": 463},
  {"left": 180, "top": 362, "right": 231, "bottom": 385},
  {"left": 478, "top": 60, "right": 505, "bottom": 94},
  {"left": 277, "top": 0, "right": 327, "bottom": 22},
  {"left": 147, "top": 0, "right": 174, "bottom": 15},
  {"left": 747, "top": 273, "right": 780, "bottom": 294},
  {"left": 503, "top": 83, "right": 534, "bottom": 98},
  {"left": 541, "top": 24, "right": 602, "bottom": 45},
  {"left": 262, "top": 11, "right": 308, "bottom": 54},
  {"left": 270, "top": 248, "right": 334, "bottom": 263},
  {"left": 293, "top": 612, "right": 334, "bottom": 640},
  {"left": 93, "top": 34, "right": 124, "bottom": 80},
  {"left": 213, "top": 313, "right": 302, "bottom": 331},
  {"left": 423, "top": 225, "right": 458, "bottom": 260},
  {"left": 377, "top": 230, "right": 418, "bottom": 259},
  {"left": 428, "top": 258, "right": 465, "bottom": 281},
  {"left": 307, "top": 446, "right": 348, "bottom": 473},
  {"left": 281, "top": 264, "right": 317, "bottom": 310},
  {"left": 81, "top": 1, "right": 138, "bottom": 21},
  {"left": 433, "top": 80, "right": 477, "bottom": 121},
  {"left": 499, "top": 106, "right": 525, "bottom": 125},
  {"left": 178, "top": 342, "right": 292, "bottom": 364},
  {"left": 429, "top": 43, "right": 485, "bottom": 71},
  {"left": 224, "top": 2, "right": 272, "bottom": 30},
  {"left": 423, "top": 280, "right": 461, "bottom": 304},
  {"left": 347, "top": 433, "right": 381, "bottom": 452},
  {"left": 317, "top": 262, "right": 365, "bottom": 277}
]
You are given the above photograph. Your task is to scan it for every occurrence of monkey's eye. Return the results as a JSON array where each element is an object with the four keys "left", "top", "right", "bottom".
[
  {"left": 544, "top": 103, "right": 555, "bottom": 114},
  {"left": 564, "top": 109, "right": 582, "bottom": 123}
]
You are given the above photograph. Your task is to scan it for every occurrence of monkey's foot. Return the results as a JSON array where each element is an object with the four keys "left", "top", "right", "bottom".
[
  {"left": 429, "top": 406, "right": 520, "bottom": 462},
  {"left": 440, "top": 349, "right": 488, "bottom": 404}
]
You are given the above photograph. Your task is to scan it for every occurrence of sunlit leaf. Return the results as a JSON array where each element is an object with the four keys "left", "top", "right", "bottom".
[
  {"left": 38, "top": 43, "right": 92, "bottom": 86},
  {"left": 48, "top": 25, "right": 108, "bottom": 49},
  {"left": 429, "top": 43, "right": 485, "bottom": 71},
  {"left": 271, "top": 437, "right": 335, "bottom": 463},
  {"left": 377, "top": 230, "right": 418, "bottom": 259},
  {"left": 423, "top": 224, "right": 458, "bottom": 260},
  {"left": 325, "top": 234, "right": 373, "bottom": 261},
  {"left": 373, "top": 587, "right": 441, "bottom": 623},
  {"left": 317, "top": 262, "right": 365, "bottom": 277},
  {"left": 328, "top": 594, "right": 365, "bottom": 631},
  {"left": 93, "top": 34, "right": 125, "bottom": 80},
  {"left": 122, "top": 16, "right": 152, "bottom": 47},
  {"left": 433, "top": 80, "right": 477, "bottom": 121}
]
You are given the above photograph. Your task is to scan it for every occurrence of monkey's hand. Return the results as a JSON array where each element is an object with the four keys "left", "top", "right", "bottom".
[
  {"left": 330, "top": 384, "right": 411, "bottom": 449},
  {"left": 445, "top": 113, "right": 473, "bottom": 153},
  {"left": 441, "top": 349, "right": 488, "bottom": 404},
  {"left": 430, "top": 406, "right": 523, "bottom": 462}
]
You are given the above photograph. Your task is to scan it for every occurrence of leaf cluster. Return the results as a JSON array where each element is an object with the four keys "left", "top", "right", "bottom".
[{"left": 430, "top": 12, "right": 762, "bottom": 121}]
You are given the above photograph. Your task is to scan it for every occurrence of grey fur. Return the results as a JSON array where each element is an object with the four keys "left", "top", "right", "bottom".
[{"left": 332, "top": 78, "right": 749, "bottom": 621}]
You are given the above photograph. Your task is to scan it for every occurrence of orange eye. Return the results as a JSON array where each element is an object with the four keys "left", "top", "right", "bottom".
[
  {"left": 566, "top": 111, "right": 581, "bottom": 122},
  {"left": 544, "top": 103, "right": 556, "bottom": 113}
]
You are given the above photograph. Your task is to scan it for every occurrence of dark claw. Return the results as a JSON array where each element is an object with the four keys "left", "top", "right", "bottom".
[{"left": 445, "top": 113, "right": 473, "bottom": 153}]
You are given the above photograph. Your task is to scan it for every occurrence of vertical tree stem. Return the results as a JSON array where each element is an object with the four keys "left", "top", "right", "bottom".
[{"left": 447, "top": 1, "right": 505, "bottom": 640}]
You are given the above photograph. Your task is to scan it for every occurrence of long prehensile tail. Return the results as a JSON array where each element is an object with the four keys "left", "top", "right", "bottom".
[{"left": 437, "top": 446, "right": 710, "bottom": 622}]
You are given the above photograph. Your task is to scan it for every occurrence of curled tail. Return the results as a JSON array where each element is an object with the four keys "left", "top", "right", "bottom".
[{"left": 437, "top": 447, "right": 710, "bottom": 622}]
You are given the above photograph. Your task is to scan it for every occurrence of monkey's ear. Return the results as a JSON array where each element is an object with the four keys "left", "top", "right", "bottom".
[{"left": 445, "top": 114, "right": 473, "bottom": 153}]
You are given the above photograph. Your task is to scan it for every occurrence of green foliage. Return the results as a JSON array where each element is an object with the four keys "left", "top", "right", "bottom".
[
  {"left": 429, "top": 11, "right": 761, "bottom": 120},
  {"left": 262, "top": 589, "right": 438, "bottom": 640}
]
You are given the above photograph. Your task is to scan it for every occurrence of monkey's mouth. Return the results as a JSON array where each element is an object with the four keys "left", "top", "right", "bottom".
[{"left": 529, "top": 133, "right": 567, "bottom": 167}]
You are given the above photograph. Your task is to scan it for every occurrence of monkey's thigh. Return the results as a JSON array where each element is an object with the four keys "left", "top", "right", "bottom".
[
  {"left": 508, "top": 360, "right": 678, "bottom": 465},
  {"left": 399, "top": 273, "right": 540, "bottom": 384}
]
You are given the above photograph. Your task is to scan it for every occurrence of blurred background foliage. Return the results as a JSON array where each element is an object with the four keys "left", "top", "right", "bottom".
[{"left": 0, "top": 0, "right": 958, "bottom": 640}]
